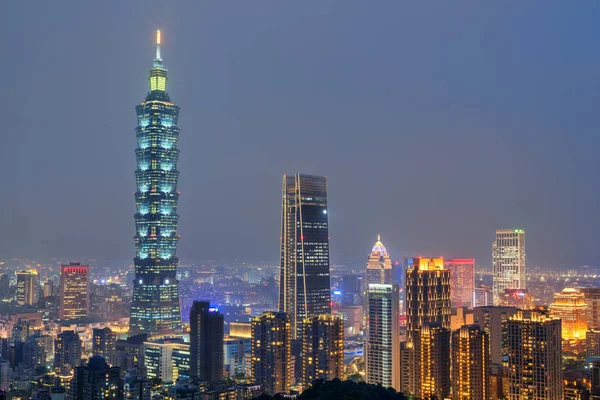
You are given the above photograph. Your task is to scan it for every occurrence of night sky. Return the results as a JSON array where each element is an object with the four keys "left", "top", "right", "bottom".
[{"left": 1, "top": 2, "right": 600, "bottom": 269}]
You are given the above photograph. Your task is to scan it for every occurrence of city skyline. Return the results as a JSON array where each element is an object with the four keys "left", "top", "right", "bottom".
[
  {"left": 2, "top": 5, "right": 599, "bottom": 399},
  {"left": 1, "top": 2, "right": 599, "bottom": 270}
]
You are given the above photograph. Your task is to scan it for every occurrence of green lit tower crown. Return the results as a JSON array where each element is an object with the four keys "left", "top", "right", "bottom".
[{"left": 130, "top": 30, "right": 182, "bottom": 337}]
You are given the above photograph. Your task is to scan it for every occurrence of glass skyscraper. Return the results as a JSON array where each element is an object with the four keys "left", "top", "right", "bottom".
[
  {"left": 279, "top": 174, "right": 331, "bottom": 338},
  {"left": 492, "top": 229, "right": 526, "bottom": 305},
  {"left": 130, "top": 31, "right": 182, "bottom": 337}
]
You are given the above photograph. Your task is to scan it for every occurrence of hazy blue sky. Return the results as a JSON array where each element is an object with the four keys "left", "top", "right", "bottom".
[{"left": 1, "top": 2, "right": 600, "bottom": 269}]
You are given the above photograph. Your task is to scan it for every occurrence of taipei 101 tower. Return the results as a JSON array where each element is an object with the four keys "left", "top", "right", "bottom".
[{"left": 130, "top": 31, "right": 182, "bottom": 337}]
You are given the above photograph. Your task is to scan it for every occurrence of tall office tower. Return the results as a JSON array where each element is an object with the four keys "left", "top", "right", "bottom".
[
  {"left": 582, "top": 288, "right": 600, "bottom": 329},
  {"left": 451, "top": 325, "right": 490, "bottom": 400},
  {"left": 16, "top": 270, "right": 38, "bottom": 305},
  {"left": 143, "top": 340, "right": 190, "bottom": 383},
  {"left": 302, "top": 314, "right": 344, "bottom": 389},
  {"left": 444, "top": 259, "right": 475, "bottom": 307},
  {"left": 403, "top": 258, "right": 451, "bottom": 397},
  {"left": 549, "top": 288, "right": 588, "bottom": 341},
  {"left": 492, "top": 229, "right": 526, "bottom": 305},
  {"left": 279, "top": 174, "right": 331, "bottom": 338},
  {"left": 365, "top": 284, "right": 399, "bottom": 390},
  {"left": 473, "top": 286, "right": 493, "bottom": 307},
  {"left": 59, "top": 263, "right": 90, "bottom": 320},
  {"left": 69, "top": 356, "right": 123, "bottom": 400},
  {"left": 405, "top": 257, "right": 451, "bottom": 340},
  {"left": 251, "top": 312, "right": 292, "bottom": 395},
  {"left": 506, "top": 310, "right": 562, "bottom": 400},
  {"left": 92, "top": 327, "right": 117, "bottom": 365},
  {"left": 189, "top": 301, "right": 224, "bottom": 384},
  {"left": 54, "top": 330, "right": 83, "bottom": 375},
  {"left": 366, "top": 235, "right": 393, "bottom": 286},
  {"left": 411, "top": 322, "right": 450, "bottom": 400},
  {"left": 130, "top": 30, "right": 183, "bottom": 337}
]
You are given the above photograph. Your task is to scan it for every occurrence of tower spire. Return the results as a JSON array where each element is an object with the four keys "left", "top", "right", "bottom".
[{"left": 155, "top": 30, "right": 162, "bottom": 62}]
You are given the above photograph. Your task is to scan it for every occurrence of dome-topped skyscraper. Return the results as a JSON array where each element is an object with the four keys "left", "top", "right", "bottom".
[
  {"left": 129, "top": 31, "right": 182, "bottom": 337},
  {"left": 366, "top": 235, "right": 393, "bottom": 285}
]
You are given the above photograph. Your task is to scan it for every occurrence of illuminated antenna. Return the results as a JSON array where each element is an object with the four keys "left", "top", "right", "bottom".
[{"left": 155, "top": 30, "right": 162, "bottom": 60}]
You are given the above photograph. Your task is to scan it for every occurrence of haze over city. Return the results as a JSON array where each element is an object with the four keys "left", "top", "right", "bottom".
[{"left": 2, "top": 1, "right": 600, "bottom": 268}]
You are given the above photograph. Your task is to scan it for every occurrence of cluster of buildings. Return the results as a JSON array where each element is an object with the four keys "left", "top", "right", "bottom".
[{"left": 2, "top": 30, "right": 600, "bottom": 400}]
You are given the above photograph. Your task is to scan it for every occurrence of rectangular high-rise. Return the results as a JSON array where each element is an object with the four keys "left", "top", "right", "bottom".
[
  {"left": 92, "top": 327, "right": 116, "bottom": 366},
  {"left": 144, "top": 340, "right": 190, "bottom": 383},
  {"left": 251, "top": 312, "right": 292, "bottom": 395},
  {"left": 414, "top": 323, "right": 450, "bottom": 400},
  {"left": 473, "top": 306, "right": 518, "bottom": 371},
  {"left": 581, "top": 288, "right": 600, "bottom": 329},
  {"left": 54, "top": 330, "right": 82, "bottom": 376},
  {"left": 365, "top": 284, "right": 399, "bottom": 390},
  {"left": 16, "top": 270, "right": 38, "bottom": 305},
  {"left": 492, "top": 229, "right": 526, "bottom": 305},
  {"left": 444, "top": 259, "right": 475, "bottom": 307},
  {"left": 189, "top": 301, "right": 224, "bottom": 385},
  {"left": 302, "top": 314, "right": 344, "bottom": 389},
  {"left": 403, "top": 257, "right": 451, "bottom": 398},
  {"left": 451, "top": 325, "right": 490, "bottom": 400},
  {"left": 279, "top": 174, "right": 331, "bottom": 338},
  {"left": 506, "top": 310, "right": 562, "bottom": 400},
  {"left": 405, "top": 257, "right": 451, "bottom": 341},
  {"left": 59, "top": 263, "right": 90, "bottom": 320}
]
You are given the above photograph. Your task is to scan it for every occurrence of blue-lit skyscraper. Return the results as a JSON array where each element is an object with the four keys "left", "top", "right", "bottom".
[{"left": 130, "top": 31, "right": 182, "bottom": 337}]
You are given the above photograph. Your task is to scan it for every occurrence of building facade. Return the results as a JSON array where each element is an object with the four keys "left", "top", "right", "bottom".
[
  {"left": 414, "top": 322, "right": 450, "bottom": 400},
  {"left": 365, "top": 284, "right": 399, "bottom": 390},
  {"left": 16, "top": 270, "right": 38, "bottom": 305},
  {"left": 403, "top": 257, "right": 451, "bottom": 397},
  {"left": 59, "top": 263, "right": 90, "bottom": 320},
  {"left": 302, "top": 314, "right": 344, "bottom": 389},
  {"left": 279, "top": 174, "right": 331, "bottom": 338},
  {"left": 92, "top": 327, "right": 117, "bottom": 366},
  {"left": 189, "top": 301, "right": 224, "bottom": 384},
  {"left": 69, "top": 355, "right": 123, "bottom": 400},
  {"left": 473, "top": 286, "right": 493, "bottom": 307},
  {"left": 587, "top": 329, "right": 600, "bottom": 357},
  {"left": 506, "top": 310, "right": 562, "bottom": 400},
  {"left": 224, "top": 337, "right": 251, "bottom": 378},
  {"left": 549, "top": 288, "right": 587, "bottom": 341},
  {"left": 473, "top": 306, "right": 518, "bottom": 371},
  {"left": 444, "top": 259, "right": 475, "bottom": 307},
  {"left": 251, "top": 312, "right": 291, "bottom": 395},
  {"left": 143, "top": 340, "right": 190, "bottom": 383},
  {"left": 130, "top": 30, "right": 183, "bottom": 337},
  {"left": 366, "top": 235, "right": 393, "bottom": 286},
  {"left": 451, "top": 325, "right": 490, "bottom": 400},
  {"left": 405, "top": 257, "right": 451, "bottom": 341},
  {"left": 498, "top": 288, "right": 534, "bottom": 309},
  {"left": 582, "top": 288, "right": 600, "bottom": 329},
  {"left": 492, "top": 229, "right": 526, "bottom": 305},
  {"left": 54, "top": 330, "right": 82, "bottom": 375}
]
